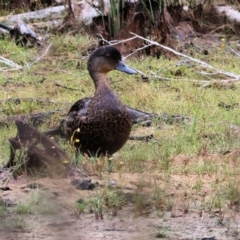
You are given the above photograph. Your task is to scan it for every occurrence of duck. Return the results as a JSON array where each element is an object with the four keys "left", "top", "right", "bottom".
[{"left": 59, "top": 46, "right": 138, "bottom": 158}]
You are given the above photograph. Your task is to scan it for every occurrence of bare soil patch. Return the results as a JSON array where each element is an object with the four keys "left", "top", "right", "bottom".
[{"left": 1, "top": 168, "right": 240, "bottom": 240}]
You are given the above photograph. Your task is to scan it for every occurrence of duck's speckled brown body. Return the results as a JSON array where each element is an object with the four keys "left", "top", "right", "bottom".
[{"left": 61, "top": 46, "right": 137, "bottom": 157}]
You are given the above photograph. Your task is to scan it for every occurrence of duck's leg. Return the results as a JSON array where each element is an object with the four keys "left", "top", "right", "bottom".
[
  {"left": 107, "top": 156, "right": 113, "bottom": 173},
  {"left": 75, "top": 149, "right": 80, "bottom": 159}
]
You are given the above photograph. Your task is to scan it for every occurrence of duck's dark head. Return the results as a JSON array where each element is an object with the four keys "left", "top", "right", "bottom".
[{"left": 87, "top": 46, "right": 137, "bottom": 75}]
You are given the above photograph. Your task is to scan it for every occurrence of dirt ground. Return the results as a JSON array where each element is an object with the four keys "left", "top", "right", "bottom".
[{"left": 1, "top": 169, "right": 240, "bottom": 240}]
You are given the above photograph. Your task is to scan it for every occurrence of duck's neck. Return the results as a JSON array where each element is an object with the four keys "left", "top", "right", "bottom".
[{"left": 90, "top": 71, "right": 109, "bottom": 89}]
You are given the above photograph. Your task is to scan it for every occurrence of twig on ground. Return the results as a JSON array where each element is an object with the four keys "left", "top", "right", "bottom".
[
  {"left": 96, "top": 34, "right": 139, "bottom": 47},
  {"left": 0, "top": 43, "right": 51, "bottom": 70},
  {"left": 204, "top": 25, "right": 232, "bottom": 37},
  {"left": 0, "top": 67, "right": 8, "bottom": 71},
  {"left": 58, "top": 69, "right": 85, "bottom": 76},
  {"left": 55, "top": 83, "right": 78, "bottom": 91},
  {"left": 148, "top": 70, "right": 171, "bottom": 81},
  {"left": 131, "top": 33, "right": 240, "bottom": 80},
  {"left": 201, "top": 82, "right": 212, "bottom": 88},
  {"left": 110, "top": 36, "right": 139, "bottom": 46},
  {"left": 129, "top": 134, "right": 154, "bottom": 141},
  {"left": 31, "top": 43, "right": 52, "bottom": 66},
  {"left": 227, "top": 45, "right": 240, "bottom": 57},
  {"left": 123, "top": 44, "right": 152, "bottom": 60},
  {"left": 96, "top": 34, "right": 112, "bottom": 45},
  {"left": 0, "top": 56, "right": 22, "bottom": 69},
  {"left": 197, "top": 71, "right": 221, "bottom": 76},
  {"left": 135, "top": 68, "right": 149, "bottom": 78}
]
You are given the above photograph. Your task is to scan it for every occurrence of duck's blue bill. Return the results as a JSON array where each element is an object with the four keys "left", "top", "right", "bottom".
[{"left": 116, "top": 61, "right": 137, "bottom": 74}]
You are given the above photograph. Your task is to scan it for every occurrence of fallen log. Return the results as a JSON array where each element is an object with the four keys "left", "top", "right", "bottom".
[
  {"left": 212, "top": 5, "right": 240, "bottom": 27},
  {"left": 0, "top": 19, "right": 41, "bottom": 46},
  {"left": 2, "top": 5, "right": 68, "bottom": 23},
  {"left": 2, "top": 1, "right": 102, "bottom": 25},
  {"left": 6, "top": 120, "right": 69, "bottom": 177}
]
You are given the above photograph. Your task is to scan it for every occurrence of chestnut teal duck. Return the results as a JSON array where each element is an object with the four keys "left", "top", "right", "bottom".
[{"left": 60, "top": 46, "right": 137, "bottom": 157}]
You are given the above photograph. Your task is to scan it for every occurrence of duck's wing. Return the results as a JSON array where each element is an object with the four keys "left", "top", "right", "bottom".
[
  {"left": 43, "top": 98, "right": 90, "bottom": 138},
  {"left": 58, "top": 114, "right": 86, "bottom": 140},
  {"left": 67, "top": 97, "right": 91, "bottom": 116},
  {"left": 125, "top": 106, "right": 152, "bottom": 126},
  {"left": 44, "top": 98, "right": 152, "bottom": 138},
  {"left": 68, "top": 97, "right": 152, "bottom": 126},
  {"left": 44, "top": 97, "right": 91, "bottom": 138}
]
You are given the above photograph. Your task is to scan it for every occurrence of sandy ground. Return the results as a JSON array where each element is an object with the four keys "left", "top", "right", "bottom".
[{"left": 1, "top": 170, "right": 240, "bottom": 240}]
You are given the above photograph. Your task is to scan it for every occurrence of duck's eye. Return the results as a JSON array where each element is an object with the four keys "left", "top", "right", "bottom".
[{"left": 106, "top": 54, "right": 110, "bottom": 58}]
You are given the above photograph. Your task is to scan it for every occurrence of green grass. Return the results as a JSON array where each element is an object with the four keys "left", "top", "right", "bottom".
[
  {"left": 11, "top": 217, "right": 27, "bottom": 229},
  {"left": 1, "top": 37, "right": 239, "bottom": 150},
  {"left": 15, "top": 203, "right": 33, "bottom": 214},
  {"left": 1, "top": 31, "right": 240, "bottom": 230}
]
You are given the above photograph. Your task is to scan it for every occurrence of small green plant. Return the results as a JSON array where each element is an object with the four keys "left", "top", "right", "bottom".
[
  {"left": 12, "top": 217, "right": 27, "bottom": 229},
  {"left": 152, "top": 185, "right": 174, "bottom": 212},
  {"left": 73, "top": 199, "right": 88, "bottom": 218},
  {"left": 152, "top": 187, "right": 166, "bottom": 210},
  {"left": 225, "top": 180, "right": 240, "bottom": 211},
  {"left": 154, "top": 226, "right": 168, "bottom": 238},
  {"left": 104, "top": 190, "right": 124, "bottom": 216},
  {"left": 15, "top": 203, "right": 33, "bottom": 215},
  {"left": 89, "top": 195, "right": 104, "bottom": 220},
  {"left": 204, "top": 191, "right": 224, "bottom": 215},
  {"left": 29, "top": 190, "right": 44, "bottom": 205},
  {"left": 133, "top": 192, "right": 151, "bottom": 215},
  {"left": 192, "top": 176, "right": 203, "bottom": 192},
  {"left": 159, "top": 153, "right": 173, "bottom": 171},
  {"left": 0, "top": 205, "right": 7, "bottom": 217}
]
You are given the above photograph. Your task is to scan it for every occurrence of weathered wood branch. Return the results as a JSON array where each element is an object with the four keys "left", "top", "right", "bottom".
[
  {"left": 0, "top": 56, "right": 22, "bottom": 70},
  {"left": 1, "top": 1, "right": 102, "bottom": 25},
  {"left": 0, "top": 19, "right": 41, "bottom": 47},
  {"left": 132, "top": 33, "right": 240, "bottom": 81},
  {"left": 2, "top": 5, "right": 68, "bottom": 23},
  {"left": 213, "top": 5, "right": 240, "bottom": 26},
  {"left": 7, "top": 120, "right": 69, "bottom": 177}
]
